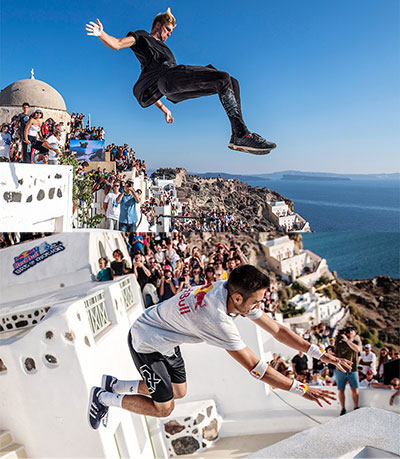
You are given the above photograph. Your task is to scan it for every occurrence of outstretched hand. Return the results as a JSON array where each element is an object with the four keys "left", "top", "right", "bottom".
[
  {"left": 85, "top": 18, "right": 103, "bottom": 37},
  {"left": 321, "top": 353, "right": 353, "bottom": 373},
  {"left": 164, "top": 109, "right": 174, "bottom": 124},
  {"left": 303, "top": 387, "right": 336, "bottom": 407}
]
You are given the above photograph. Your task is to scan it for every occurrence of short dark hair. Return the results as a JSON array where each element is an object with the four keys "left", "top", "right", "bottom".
[
  {"left": 227, "top": 265, "right": 270, "bottom": 300},
  {"left": 22, "top": 102, "right": 30, "bottom": 107}
]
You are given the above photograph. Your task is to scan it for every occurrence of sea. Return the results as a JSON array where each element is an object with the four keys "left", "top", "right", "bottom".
[{"left": 243, "top": 177, "right": 400, "bottom": 280}]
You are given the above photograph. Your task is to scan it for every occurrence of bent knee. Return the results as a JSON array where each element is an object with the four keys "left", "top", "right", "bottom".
[
  {"left": 173, "top": 386, "right": 187, "bottom": 399},
  {"left": 154, "top": 400, "right": 175, "bottom": 417}
]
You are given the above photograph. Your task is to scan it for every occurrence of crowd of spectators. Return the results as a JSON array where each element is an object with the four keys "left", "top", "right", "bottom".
[
  {"left": 269, "top": 323, "right": 400, "bottom": 410},
  {"left": 96, "top": 233, "right": 250, "bottom": 307},
  {"left": 0, "top": 103, "right": 66, "bottom": 164},
  {"left": 169, "top": 210, "right": 250, "bottom": 233},
  {"left": 0, "top": 103, "right": 146, "bottom": 176}
]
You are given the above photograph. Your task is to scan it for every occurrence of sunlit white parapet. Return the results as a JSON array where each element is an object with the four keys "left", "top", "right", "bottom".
[
  {"left": 248, "top": 407, "right": 400, "bottom": 458},
  {"left": 0, "top": 163, "right": 74, "bottom": 232}
]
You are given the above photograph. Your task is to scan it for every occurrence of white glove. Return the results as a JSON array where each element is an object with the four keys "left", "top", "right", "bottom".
[{"left": 85, "top": 19, "right": 103, "bottom": 37}]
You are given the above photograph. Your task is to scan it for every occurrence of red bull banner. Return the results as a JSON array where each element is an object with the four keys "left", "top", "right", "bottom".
[{"left": 13, "top": 241, "right": 65, "bottom": 275}]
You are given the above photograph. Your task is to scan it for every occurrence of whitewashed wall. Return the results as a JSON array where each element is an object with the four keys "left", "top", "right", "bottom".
[{"left": 0, "top": 163, "right": 73, "bottom": 232}]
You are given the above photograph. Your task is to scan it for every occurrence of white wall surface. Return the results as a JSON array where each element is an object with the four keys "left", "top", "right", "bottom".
[
  {"left": 0, "top": 163, "right": 73, "bottom": 232},
  {"left": 0, "top": 231, "right": 154, "bottom": 458}
]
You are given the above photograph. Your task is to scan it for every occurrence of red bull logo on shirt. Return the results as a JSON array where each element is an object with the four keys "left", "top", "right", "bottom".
[
  {"left": 194, "top": 284, "right": 213, "bottom": 310},
  {"left": 177, "top": 284, "right": 214, "bottom": 315}
]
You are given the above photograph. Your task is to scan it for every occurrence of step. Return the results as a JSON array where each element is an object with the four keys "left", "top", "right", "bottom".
[
  {"left": 0, "top": 432, "right": 12, "bottom": 450},
  {"left": 0, "top": 443, "right": 27, "bottom": 459}
]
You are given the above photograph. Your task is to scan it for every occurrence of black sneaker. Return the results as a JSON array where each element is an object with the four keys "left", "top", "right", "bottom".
[
  {"left": 102, "top": 374, "right": 117, "bottom": 393},
  {"left": 228, "top": 132, "right": 276, "bottom": 155},
  {"left": 340, "top": 407, "right": 347, "bottom": 416},
  {"left": 88, "top": 387, "right": 108, "bottom": 430}
]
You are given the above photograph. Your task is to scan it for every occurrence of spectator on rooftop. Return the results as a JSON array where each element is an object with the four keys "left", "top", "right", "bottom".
[
  {"left": 46, "top": 130, "right": 64, "bottom": 165},
  {"left": 190, "top": 266, "right": 204, "bottom": 286},
  {"left": 334, "top": 326, "right": 362, "bottom": 416},
  {"left": 132, "top": 252, "right": 151, "bottom": 289},
  {"left": 204, "top": 265, "right": 216, "bottom": 284},
  {"left": 377, "top": 348, "right": 391, "bottom": 382},
  {"left": 96, "top": 257, "right": 113, "bottom": 282},
  {"left": 158, "top": 265, "right": 177, "bottom": 301},
  {"left": 359, "top": 343, "right": 377, "bottom": 376},
  {"left": 309, "top": 370, "right": 326, "bottom": 386},
  {"left": 291, "top": 350, "right": 309, "bottom": 378},
  {"left": 0, "top": 124, "right": 12, "bottom": 162},
  {"left": 110, "top": 249, "right": 130, "bottom": 276},
  {"left": 116, "top": 181, "right": 142, "bottom": 232},
  {"left": 103, "top": 180, "right": 121, "bottom": 230},
  {"left": 359, "top": 369, "right": 378, "bottom": 388}
]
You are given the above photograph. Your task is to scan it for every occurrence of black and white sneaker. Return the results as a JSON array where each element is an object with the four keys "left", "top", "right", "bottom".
[
  {"left": 101, "top": 374, "right": 117, "bottom": 393},
  {"left": 228, "top": 132, "right": 276, "bottom": 155},
  {"left": 88, "top": 386, "right": 109, "bottom": 430}
]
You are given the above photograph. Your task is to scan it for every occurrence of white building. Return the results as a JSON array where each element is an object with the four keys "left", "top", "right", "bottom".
[
  {"left": 266, "top": 201, "right": 310, "bottom": 232},
  {"left": 284, "top": 292, "right": 345, "bottom": 330},
  {"left": 1, "top": 233, "right": 398, "bottom": 458},
  {"left": 263, "top": 236, "right": 332, "bottom": 288}
]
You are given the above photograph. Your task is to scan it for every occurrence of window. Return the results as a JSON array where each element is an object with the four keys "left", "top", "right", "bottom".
[
  {"left": 119, "top": 278, "right": 135, "bottom": 310},
  {"left": 84, "top": 291, "right": 110, "bottom": 336}
]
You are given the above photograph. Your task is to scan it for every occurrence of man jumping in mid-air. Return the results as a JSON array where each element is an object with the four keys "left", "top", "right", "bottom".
[
  {"left": 88, "top": 265, "right": 352, "bottom": 428},
  {"left": 85, "top": 8, "right": 276, "bottom": 155}
]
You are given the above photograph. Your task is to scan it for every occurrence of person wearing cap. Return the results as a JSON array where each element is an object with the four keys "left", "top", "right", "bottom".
[
  {"left": 46, "top": 130, "right": 64, "bottom": 165},
  {"left": 359, "top": 343, "right": 377, "bottom": 376},
  {"left": 359, "top": 369, "right": 378, "bottom": 388}
]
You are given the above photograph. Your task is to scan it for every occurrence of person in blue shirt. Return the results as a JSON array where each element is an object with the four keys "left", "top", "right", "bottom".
[
  {"left": 116, "top": 181, "right": 142, "bottom": 232},
  {"left": 96, "top": 257, "right": 113, "bottom": 282}
]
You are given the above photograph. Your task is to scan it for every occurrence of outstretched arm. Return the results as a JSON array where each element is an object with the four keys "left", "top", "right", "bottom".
[
  {"left": 227, "top": 347, "right": 335, "bottom": 407},
  {"left": 85, "top": 19, "right": 135, "bottom": 50},
  {"left": 253, "top": 312, "right": 352, "bottom": 373},
  {"left": 154, "top": 100, "right": 174, "bottom": 124}
]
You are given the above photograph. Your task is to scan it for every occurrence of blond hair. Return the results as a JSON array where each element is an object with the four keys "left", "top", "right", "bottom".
[{"left": 152, "top": 7, "right": 176, "bottom": 29}]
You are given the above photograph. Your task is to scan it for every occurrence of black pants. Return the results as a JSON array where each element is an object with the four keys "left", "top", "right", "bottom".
[
  {"left": 157, "top": 65, "right": 248, "bottom": 137},
  {"left": 22, "top": 136, "right": 49, "bottom": 163}
]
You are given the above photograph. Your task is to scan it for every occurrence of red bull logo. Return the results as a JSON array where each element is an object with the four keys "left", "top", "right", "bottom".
[
  {"left": 13, "top": 241, "right": 65, "bottom": 275},
  {"left": 194, "top": 284, "right": 213, "bottom": 310}
]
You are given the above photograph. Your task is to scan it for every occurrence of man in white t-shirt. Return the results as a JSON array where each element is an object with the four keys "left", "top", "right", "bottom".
[
  {"left": 103, "top": 181, "right": 121, "bottom": 230},
  {"left": 0, "top": 124, "right": 12, "bottom": 162},
  {"left": 359, "top": 344, "right": 377, "bottom": 376},
  {"left": 88, "top": 265, "right": 353, "bottom": 429},
  {"left": 46, "top": 131, "right": 64, "bottom": 165}
]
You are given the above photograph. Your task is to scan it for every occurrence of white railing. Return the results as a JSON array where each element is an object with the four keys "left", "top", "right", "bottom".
[
  {"left": 119, "top": 277, "right": 135, "bottom": 310},
  {"left": 84, "top": 291, "right": 110, "bottom": 336}
]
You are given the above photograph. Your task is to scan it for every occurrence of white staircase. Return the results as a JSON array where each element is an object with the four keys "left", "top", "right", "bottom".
[{"left": 0, "top": 431, "right": 26, "bottom": 458}]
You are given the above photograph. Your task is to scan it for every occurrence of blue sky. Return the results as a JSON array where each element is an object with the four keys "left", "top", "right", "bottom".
[{"left": 1, "top": 0, "right": 399, "bottom": 174}]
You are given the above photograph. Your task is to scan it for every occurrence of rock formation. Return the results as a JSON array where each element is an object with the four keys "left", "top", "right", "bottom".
[{"left": 152, "top": 168, "right": 292, "bottom": 232}]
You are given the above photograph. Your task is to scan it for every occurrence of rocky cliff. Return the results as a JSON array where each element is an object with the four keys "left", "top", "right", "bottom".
[{"left": 153, "top": 168, "right": 292, "bottom": 232}]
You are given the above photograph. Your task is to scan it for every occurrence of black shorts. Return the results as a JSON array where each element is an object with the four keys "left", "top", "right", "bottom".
[{"left": 127, "top": 330, "right": 186, "bottom": 403}]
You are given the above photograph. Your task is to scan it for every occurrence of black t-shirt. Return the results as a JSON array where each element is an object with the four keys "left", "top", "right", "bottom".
[
  {"left": 136, "top": 264, "right": 151, "bottom": 290},
  {"left": 18, "top": 112, "right": 30, "bottom": 137},
  {"left": 291, "top": 354, "right": 308, "bottom": 373},
  {"left": 126, "top": 30, "right": 177, "bottom": 108},
  {"left": 111, "top": 260, "right": 129, "bottom": 276}
]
